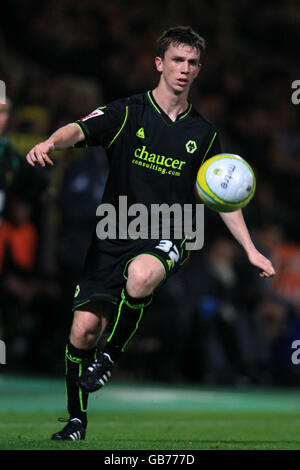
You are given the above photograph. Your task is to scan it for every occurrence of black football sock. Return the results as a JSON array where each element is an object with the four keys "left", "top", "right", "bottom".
[
  {"left": 65, "top": 340, "right": 97, "bottom": 427},
  {"left": 104, "top": 288, "right": 152, "bottom": 362}
]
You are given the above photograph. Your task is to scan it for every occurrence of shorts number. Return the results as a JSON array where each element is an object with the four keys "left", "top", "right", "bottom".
[{"left": 155, "top": 240, "right": 180, "bottom": 267}]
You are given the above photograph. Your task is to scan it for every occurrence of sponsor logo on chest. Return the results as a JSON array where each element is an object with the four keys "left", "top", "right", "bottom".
[{"left": 134, "top": 145, "right": 186, "bottom": 170}]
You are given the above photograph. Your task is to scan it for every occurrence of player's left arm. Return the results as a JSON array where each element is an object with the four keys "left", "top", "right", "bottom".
[{"left": 219, "top": 209, "right": 276, "bottom": 278}]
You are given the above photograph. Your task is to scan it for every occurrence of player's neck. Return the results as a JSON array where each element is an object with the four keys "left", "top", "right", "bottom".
[{"left": 152, "top": 83, "right": 189, "bottom": 122}]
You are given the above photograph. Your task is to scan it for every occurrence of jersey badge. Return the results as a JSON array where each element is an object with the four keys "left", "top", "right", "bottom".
[
  {"left": 136, "top": 127, "right": 145, "bottom": 139},
  {"left": 185, "top": 140, "right": 197, "bottom": 154},
  {"left": 79, "top": 109, "right": 104, "bottom": 122}
]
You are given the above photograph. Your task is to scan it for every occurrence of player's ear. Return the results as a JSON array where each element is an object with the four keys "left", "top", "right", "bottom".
[
  {"left": 196, "top": 63, "right": 202, "bottom": 77},
  {"left": 155, "top": 56, "right": 163, "bottom": 73}
]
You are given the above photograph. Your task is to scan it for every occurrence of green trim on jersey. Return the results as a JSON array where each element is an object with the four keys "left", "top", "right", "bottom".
[
  {"left": 106, "top": 105, "right": 129, "bottom": 149},
  {"left": 179, "top": 103, "right": 192, "bottom": 120},
  {"left": 147, "top": 91, "right": 192, "bottom": 123},
  {"left": 201, "top": 131, "right": 217, "bottom": 166},
  {"left": 73, "top": 122, "right": 88, "bottom": 148},
  {"left": 147, "top": 90, "right": 162, "bottom": 115}
]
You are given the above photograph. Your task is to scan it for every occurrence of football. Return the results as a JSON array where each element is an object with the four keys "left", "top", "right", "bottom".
[{"left": 196, "top": 154, "right": 256, "bottom": 212}]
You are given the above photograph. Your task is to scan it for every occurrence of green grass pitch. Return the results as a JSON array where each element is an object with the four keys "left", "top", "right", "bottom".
[{"left": 1, "top": 375, "right": 300, "bottom": 450}]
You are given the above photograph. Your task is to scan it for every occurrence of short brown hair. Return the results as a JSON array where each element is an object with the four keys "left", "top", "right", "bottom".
[{"left": 157, "top": 26, "right": 206, "bottom": 63}]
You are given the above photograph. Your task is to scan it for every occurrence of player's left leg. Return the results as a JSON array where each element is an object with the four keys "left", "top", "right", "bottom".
[
  {"left": 51, "top": 301, "right": 113, "bottom": 440},
  {"left": 78, "top": 254, "right": 165, "bottom": 392},
  {"left": 64, "top": 306, "right": 106, "bottom": 425}
]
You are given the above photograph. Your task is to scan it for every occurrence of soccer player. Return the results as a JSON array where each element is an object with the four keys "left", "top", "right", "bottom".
[{"left": 26, "top": 26, "right": 275, "bottom": 441}]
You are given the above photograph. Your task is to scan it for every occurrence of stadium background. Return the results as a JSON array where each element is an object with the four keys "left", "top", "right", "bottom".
[{"left": 0, "top": 0, "right": 300, "bottom": 392}]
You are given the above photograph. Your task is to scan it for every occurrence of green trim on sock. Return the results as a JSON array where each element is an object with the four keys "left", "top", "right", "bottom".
[
  {"left": 121, "top": 306, "right": 145, "bottom": 352},
  {"left": 122, "top": 288, "right": 152, "bottom": 310},
  {"left": 78, "top": 363, "right": 87, "bottom": 413},
  {"left": 106, "top": 288, "right": 151, "bottom": 353},
  {"left": 65, "top": 343, "right": 96, "bottom": 415},
  {"left": 65, "top": 346, "right": 83, "bottom": 364},
  {"left": 106, "top": 296, "right": 125, "bottom": 343}
]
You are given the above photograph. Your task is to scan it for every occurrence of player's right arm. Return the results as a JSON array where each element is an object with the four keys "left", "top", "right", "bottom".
[{"left": 26, "top": 123, "right": 84, "bottom": 167}]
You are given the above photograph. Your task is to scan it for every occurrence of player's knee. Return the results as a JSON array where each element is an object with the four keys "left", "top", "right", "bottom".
[
  {"left": 126, "top": 262, "right": 157, "bottom": 297},
  {"left": 70, "top": 319, "right": 99, "bottom": 349}
]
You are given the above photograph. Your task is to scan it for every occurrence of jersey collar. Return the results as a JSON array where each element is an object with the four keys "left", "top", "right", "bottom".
[{"left": 146, "top": 90, "right": 192, "bottom": 124}]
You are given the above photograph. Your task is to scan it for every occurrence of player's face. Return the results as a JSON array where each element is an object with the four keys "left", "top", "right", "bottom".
[{"left": 155, "top": 43, "right": 202, "bottom": 94}]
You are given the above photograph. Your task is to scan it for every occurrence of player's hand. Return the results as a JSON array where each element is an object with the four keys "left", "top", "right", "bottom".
[
  {"left": 247, "top": 248, "right": 276, "bottom": 278},
  {"left": 26, "top": 140, "right": 55, "bottom": 167}
]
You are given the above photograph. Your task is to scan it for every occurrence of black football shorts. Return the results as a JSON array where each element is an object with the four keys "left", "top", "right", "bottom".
[{"left": 72, "top": 236, "right": 190, "bottom": 311}]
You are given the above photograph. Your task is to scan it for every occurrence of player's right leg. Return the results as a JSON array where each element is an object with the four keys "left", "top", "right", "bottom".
[{"left": 51, "top": 301, "right": 113, "bottom": 441}]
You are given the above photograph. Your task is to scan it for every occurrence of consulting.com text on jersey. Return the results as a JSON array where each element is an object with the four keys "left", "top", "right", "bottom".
[{"left": 103, "top": 453, "right": 195, "bottom": 466}]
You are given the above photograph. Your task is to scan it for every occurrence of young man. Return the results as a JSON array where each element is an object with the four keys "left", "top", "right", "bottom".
[{"left": 26, "top": 26, "right": 275, "bottom": 440}]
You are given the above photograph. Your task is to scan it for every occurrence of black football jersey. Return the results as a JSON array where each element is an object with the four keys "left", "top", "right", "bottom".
[{"left": 74, "top": 90, "right": 221, "bottom": 238}]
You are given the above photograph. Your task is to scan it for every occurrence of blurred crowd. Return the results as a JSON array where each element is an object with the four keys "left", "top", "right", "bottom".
[{"left": 0, "top": 0, "right": 300, "bottom": 386}]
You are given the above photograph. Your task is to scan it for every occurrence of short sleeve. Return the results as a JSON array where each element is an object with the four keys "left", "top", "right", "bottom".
[{"left": 74, "top": 100, "right": 127, "bottom": 149}]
